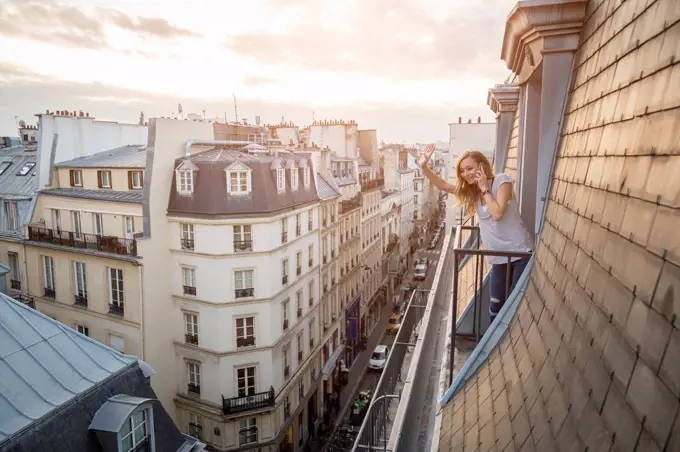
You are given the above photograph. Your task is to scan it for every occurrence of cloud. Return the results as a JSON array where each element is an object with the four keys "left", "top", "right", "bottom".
[
  {"left": 0, "top": 63, "right": 494, "bottom": 142},
  {"left": 0, "top": 0, "right": 199, "bottom": 50},
  {"left": 242, "top": 75, "right": 278, "bottom": 86},
  {"left": 224, "top": 0, "right": 514, "bottom": 81}
]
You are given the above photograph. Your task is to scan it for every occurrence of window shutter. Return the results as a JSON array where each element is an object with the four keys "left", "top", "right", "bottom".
[
  {"left": 69, "top": 170, "right": 75, "bottom": 186},
  {"left": 97, "top": 171, "right": 103, "bottom": 188},
  {"left": 128, "top": 171, "right": 133, "bottom": 189}
]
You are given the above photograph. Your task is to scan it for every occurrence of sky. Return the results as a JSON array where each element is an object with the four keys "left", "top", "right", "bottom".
[{"left": 0, "top": 0, "right": 516, "bottom": 142}]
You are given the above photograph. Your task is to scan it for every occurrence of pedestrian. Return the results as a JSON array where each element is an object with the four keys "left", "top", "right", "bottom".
[{"left": 419, "top": 147, "right": 533, "bottom": 324}]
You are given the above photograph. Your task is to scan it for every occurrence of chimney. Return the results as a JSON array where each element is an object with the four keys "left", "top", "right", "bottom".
[
  {"left": 458, "top": 117, "right": 462, "bottom": 124},
  {"left": 477, "top": 116, "right": 481, "bottom": 123},
  {"left": 320, "top": 146, "right": 331, "bottom": 179}
]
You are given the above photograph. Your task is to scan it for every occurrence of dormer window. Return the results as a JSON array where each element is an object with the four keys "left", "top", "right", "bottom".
[
  {"left": 228, "top": 171, "right": 250, "bottom": 195},
  {"left": 276, "top": 168, "right": 285, "bottom": 191},
  {"left": 290, "top": 168, "right": 299, "bottom": 190},
  {"left": 89, "top": 395, "right": 156, "bottom": 452}
]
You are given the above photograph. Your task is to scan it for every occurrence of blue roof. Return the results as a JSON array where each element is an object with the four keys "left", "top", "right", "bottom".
[
  {"left": 0, "top": 293, "right": 140, "bottom": 442},
  {"left": 316, "top": 172, "right": 341, "bottom": 200},
  {"left": 54, "top": 145, "right": 146, "bottom": 169}
]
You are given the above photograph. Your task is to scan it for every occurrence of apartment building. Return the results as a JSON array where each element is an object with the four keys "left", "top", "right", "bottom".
[
  {"left": 23, "top": 145, "right": 146, "bottom": 356},
  {"left": 380, "top": 192, "right": 401, "bottom": 303},
  {"left": 315, "top": 171, "right": 345, "bottom": 408},
  {"left": 328, "top": 155, "right": 362, "bottom": 368},
  {"left": 139, "top": 117, "right": 323, "bottom": 452},
  {"left": 410, "top": 154, "right": 439, "bottom": 242},
  {"left": 358, "top": 165, "right": 384, "bottom": 335},
  {"left": 0, "top": 111, "right": 147, "bottom": 309}
]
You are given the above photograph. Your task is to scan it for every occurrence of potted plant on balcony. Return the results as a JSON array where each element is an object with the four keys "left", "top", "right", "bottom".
[{"left": 100, "top": 236, "right": 119, "bottom": 252}]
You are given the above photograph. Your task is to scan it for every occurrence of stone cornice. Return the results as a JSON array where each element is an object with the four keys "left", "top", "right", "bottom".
[
  {"left": 501, "top": 0, "right": 587, "bottom": 80},
  {"left": 488, "top": 84, "right": 520, "bottom": 116}
]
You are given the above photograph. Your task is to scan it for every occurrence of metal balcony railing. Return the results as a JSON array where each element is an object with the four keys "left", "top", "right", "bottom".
[
  {"left": 28, "top": 227, "right": 138, "bottom": 256},
  {"left": 235, "top": 288, "right": 254, "bottom": 298},
  {"left": 181, "top": 238, "right": 194, "bottom": 250},
  {"left": 10, "top": 279, "right": 20, "bottom": 290},
  {"left": 185, "top": 333, "right": 198, "bottom": 345},
  {"left": 44, "top": 287, "right": 55, "bottom": 298},
  {"left": 183, "top": 285, "right": 196, "bottom": 296},
  {"left": 234, "top": 240, "right": 252, "bottom": 252},
  {"left": 188, "top": 383, "right": 201, "bottom": 395},
  {"left": 222, "top": 387, "right": 275, "bottom": 415},
  {"left": 108, "top": 303, "right": 124, "bottom": 316},
  {"left": 74, "top": 294, "right": 88, "bottom": 307},
  {"left": 236, "top": 336, "right": 255, "bottom": 347},
  {"left": 281, "top": 232, "right": 288, "bottom": 243}
]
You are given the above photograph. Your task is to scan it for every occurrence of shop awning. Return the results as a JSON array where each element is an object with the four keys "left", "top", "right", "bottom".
[{"left": 322, "top": 344, "right": 345, "bottom": 377}]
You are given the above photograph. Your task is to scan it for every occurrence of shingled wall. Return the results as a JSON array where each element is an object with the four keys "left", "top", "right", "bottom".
[{"left": 437, "top": 0, "right": 680, "bottom": 451}]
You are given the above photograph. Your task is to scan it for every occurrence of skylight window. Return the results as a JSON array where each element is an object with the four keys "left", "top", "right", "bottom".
[
  {"left": 0, "top": 162, "right": 12, "bottom": 175},
  {"left": 17, "top": 162, "right": 35, "bottom": 176}
]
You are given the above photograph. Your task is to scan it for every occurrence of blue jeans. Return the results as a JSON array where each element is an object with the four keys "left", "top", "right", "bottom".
[{"left": 489, "top": 257, "right": 530, "bottom": 324}]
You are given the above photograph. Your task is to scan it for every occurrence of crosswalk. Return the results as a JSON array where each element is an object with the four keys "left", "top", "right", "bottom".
[{"left": 416, "top": 249, "right": 441, "bottom": 256}]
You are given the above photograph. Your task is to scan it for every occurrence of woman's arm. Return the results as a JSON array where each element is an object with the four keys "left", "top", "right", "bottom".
[
  {"left": 482, "top": 182, "right": 511, "bottom": 221},
  {"left": 421, "top": 164, "right": 456, "bottom": 194}
]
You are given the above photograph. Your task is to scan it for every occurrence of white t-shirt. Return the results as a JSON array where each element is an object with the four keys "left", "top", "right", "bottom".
[{"left": 476, "top": 173, "right": 533, "bottom": 265}]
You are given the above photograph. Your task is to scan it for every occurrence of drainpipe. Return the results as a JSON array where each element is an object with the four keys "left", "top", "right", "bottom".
[{"left": 184, "top": 139, "right": 281, "bottom": 158}]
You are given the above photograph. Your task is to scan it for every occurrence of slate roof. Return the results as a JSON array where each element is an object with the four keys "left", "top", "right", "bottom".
[
  {"left": 0, "top": 145, "right": 37, "bottom": 199},
  {"left": 40, "top": 187, "right": 143, "bottom": 204},
  {"left": 167, "top": 149, "right": 320, "bottom": 217},
  {"left": 316, "top": 172, "right": 341, "bottom": 200},
  {"left": 54, "top": 145, "right": 147, "bottom": 169},
  {"left": 0, "top": 294, "right": 203, "bottom": 451},
  {"left": 436, "top": 1, "right": 680, "bottom": 452}
]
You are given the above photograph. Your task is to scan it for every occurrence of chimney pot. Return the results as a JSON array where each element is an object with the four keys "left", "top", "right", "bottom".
[
  {"left": 458, "top": 117, "right": 462, "bottom": 124},
  {"left": 477, "top": 116, "right": 481, "bottom": 123}
]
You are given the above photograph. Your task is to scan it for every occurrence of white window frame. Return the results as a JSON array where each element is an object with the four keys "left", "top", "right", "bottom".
[
  {"left": 178, "top": 169, "right": 194, "bottom": 194},
  {"left": 8, "top": 252, "right": 19, "bottom": 282},
  {"left": 124, "top": 216, "right": 134, "bottom": 234},
  {"left": 239, "top": 417, "right": 258, "bottom": 446},
  {"left": 182, "top": 267, "right": 196, "bottom": 289},
  {"left": 74, "top": 323, "right": 89, "bottom": 336},
  {"left": 303, "top": 168, "right": 310, "bottom": 187},
  {"left": 290, "top": 168, "right": 299, "bottom": 190},
  {"left": 233, "top": 224, "right": 252, "bottom": 250},
  {"left": 236, "top": 366, "right": 257, "bottom": 397},
  {"left": 187, "top": 412, "right": 203, "bottom": 440},
  {"left": 236, "top": 316, "right": 255, "bottom": 344},
  {"left": 74, "top": 261, "right": 87, "bottom": 297},
  {"left": 187, "top": 361, "right": 201, "bottom": 388},
  {"left": 130, "top": 171, "right": 143, "bottom": 189},
  {"left": 94, "top": 213, "right": 103, "bottom": 236},
  {"left": 181, "top": 223, "right": 195, "bottom": 249},
  {"left": 109, "top": 268, "right": 124, "bottom": 307},
  {"left": 282, "top": 298, "right": 289, "bottom": 326},
  {"left": 234, "top": 269, "right": 254, "bottom": 297},
  {"left": 53, "top": 209, "right": 61, "bottom": 231},
  {"left": 228, "top": 170, "right": 250, "bottom": 194},
  {"left": 100, "top": 170, "right": 112, "bottom": 188},
  {"left": 184, "top": 312, "right": 198, "bottom": 337},
  {"left": 276, "top": 168, "right": 285, "bottom": 191},
  {"left": 4, "top": 201, "right": 18, "bottom": 231},
  {"left": 119, "top": 408, "right": 149, "bottom": 452},
  {"left": 72, "top": 211, "right": 82, "bottom": 237},
  {"left": 43, "top": 256, "right": 55, "bottom": 290},
  {"left": 71, "top": 170, "right": 82, "bottom": 187}
]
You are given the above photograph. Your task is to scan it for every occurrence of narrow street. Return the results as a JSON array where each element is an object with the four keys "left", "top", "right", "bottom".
[{"left": 315, "top": 225, "right": 445, "bottom": 452}]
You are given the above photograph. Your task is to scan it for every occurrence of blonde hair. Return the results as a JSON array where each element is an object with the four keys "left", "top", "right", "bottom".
[{"left": 453, "top": 150, "right": 494, "bottom": 216}]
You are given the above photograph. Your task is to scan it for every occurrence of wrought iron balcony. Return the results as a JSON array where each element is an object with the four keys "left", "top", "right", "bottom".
[
  {"left": 281, "top": 232, "right": 288, "bottom": 243},
  {"left": 331, "top": 250, "right": 335, "bottom": 258},
  {"left": 183, "top": 285, "right": 196, "bottom": 296},
  {"left": 322, "top": 219, "right": 328, "bottom": 227},
  {"left": 297, "top": 266, "right": 301, "bottom": 276},
  {"left": 188, "top": 383, "right": 201, "bottom": 395},
  {"left": 283, "top": 319, "right": 289, "bottom": 330},
  {"left": 10, "top": 279, "right": 20, "bottom": 290},
  {"left": 282, "top": 275, "right": 288, "bottom": 285},
  {"left": 309, "top": 259, "right": 313, "bottom": 268},
  {"left": 297, "top": 308, "right": 302, "bottom": 318},
  {"left": 299, "top": 383, "right": 305, "bottom": 398},
  {"left": 308, "top": 297, "right": 314, "bottom": 306},
  {"left": 308, "top": 221, "right": 313, "bottom": 230},
  {"left": 15, "top": 294, "right": 35, "bottom": 309},
  {"left": 185, "top": 333, "right": 198, "bottom": 345},
  {"left": 234, "top": 240, "right": 252, "bottom": 252},
  {"left": 235, "top": 288, "right": 254, "bottom": 298},
  {"left": 236, "top": 336, "right": 255, "bottom": 347},
  {"left": 44, "top": 287, "right": 55, "bottom": 298},
  {"left": 323, "top": 255, "right": 328, "bottom": 264},
  {"left": 222, "top": 387, "right": 275, "bottom": 415},
  {"left": 298, "top": 350, "right": 303, "bottom": 361},
  {"left": 108, "top": 303, "right": 124, "bottom": 316},
  {"left": 309, "top": 338, "right": 314, "bottom": 348},
  {"left": 284, "top": 365, "right": 290, "bottom": 378},
  {"left": 181, "top": 238, "right": 194, "bottom": 251},
  {"left": 296, "top": 225, "right": 301, "bottom": 236},
  {"left": 28, "top": 227, "right": 138, "bottom": 256},
  {"left": 74, "top": 294, "right": 88, "bottom": 307},
  {"left": 332, "top": 277, "right": 336, "bottom": 286}
]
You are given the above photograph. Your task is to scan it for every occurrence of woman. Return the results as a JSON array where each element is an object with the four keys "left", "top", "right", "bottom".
[{"left": 419, "top": 148, "right": 533, "bottom": 324}]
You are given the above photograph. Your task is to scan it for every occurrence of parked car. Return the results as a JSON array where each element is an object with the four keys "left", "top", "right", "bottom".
[{"left": 368, "top": 345, "right": 390, "bottom": 371}]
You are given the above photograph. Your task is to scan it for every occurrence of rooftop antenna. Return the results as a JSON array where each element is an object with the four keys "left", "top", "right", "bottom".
[
  {"left": 178, "top": 103, "right": 184, "bottom": 120},
  {"left": 312, "top": 111, "right": 315, "bottom": 122},
  {"left": 232, "top": 93, "right": 238, "bottom": 124},
  {"left": 202, "top": 109, "right": 206, "bottom": 120}
]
